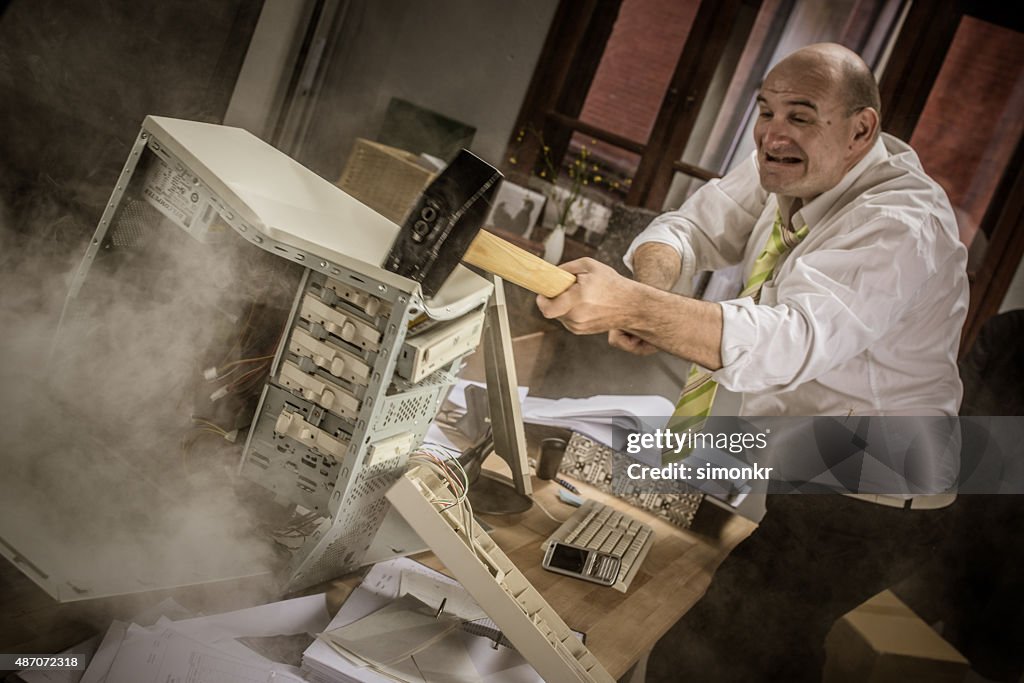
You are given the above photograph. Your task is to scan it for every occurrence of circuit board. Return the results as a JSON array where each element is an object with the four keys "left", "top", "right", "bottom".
[{"left": 560, "top": 432, "right": 704, "bottom": 529}]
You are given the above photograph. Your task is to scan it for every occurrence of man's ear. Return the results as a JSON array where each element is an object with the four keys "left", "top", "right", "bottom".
[{"left": 850, "top": 107, "right": 880, "bottom": 150}]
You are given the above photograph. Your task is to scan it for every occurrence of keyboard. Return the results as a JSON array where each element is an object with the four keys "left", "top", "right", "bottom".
[{"left": 543, "top": 498, "right": 654, "bottom": 593}]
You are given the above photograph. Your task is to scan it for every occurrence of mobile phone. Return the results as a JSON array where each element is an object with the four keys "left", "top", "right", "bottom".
[{"left": 542, "top": 541, "right": 621, "bottom": 586}]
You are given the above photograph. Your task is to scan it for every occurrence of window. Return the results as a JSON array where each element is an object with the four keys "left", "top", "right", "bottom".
[
  {"left": 507, "top": 0, "right": 905, "bottom": 212},
  {"left": 505, "top": 0, "right": 754, "bottom": 211}
]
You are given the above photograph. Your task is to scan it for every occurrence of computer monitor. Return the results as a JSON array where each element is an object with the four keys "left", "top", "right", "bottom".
[{"left": 2, "top": 116, "right": 528, "bottom": 600}]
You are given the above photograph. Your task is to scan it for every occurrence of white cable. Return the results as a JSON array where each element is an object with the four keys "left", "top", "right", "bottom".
[{"left": 532, "top": 497, "right": 569, "bottom": 524}]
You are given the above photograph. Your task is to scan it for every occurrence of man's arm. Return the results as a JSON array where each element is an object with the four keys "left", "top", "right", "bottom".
[
  {"left": 608, "top": 242, "right": 683, "bottom": 354},
  {"left": 537, "top": 258, "right": 724, "bottom": 370},
  {"left": 622, "top": 151, "right": 768, "bottom": 279},
  {"left": 608, "top": 154, "right": 766, "bottom": 355},
  {"left": 630, "top": 242, "right": 682, "bottom": 290}
]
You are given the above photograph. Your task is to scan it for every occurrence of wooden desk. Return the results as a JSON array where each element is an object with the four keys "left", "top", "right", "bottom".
[{"left": 325, "top": 472, "right": 755, "bottom": 680}]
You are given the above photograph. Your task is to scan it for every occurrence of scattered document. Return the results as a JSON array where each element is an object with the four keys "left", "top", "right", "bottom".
[
  {"left": 102, "top": 625, "right": 305, "bottom": 683},
  {"left": 79, "top": 621, "right": 130, "bottom": 683},
  {"left": 73, "top": 593, "right": 329, "bottom": 683},
  {"left": 441, "top": 378, "right": 674, "bottom": 448},
  {"left": 18, "top": 635, "right": 101, "bottom": 683},
  {"left": 399, "top": 569, "right": 487, "bottom": 622},
  {"left": 520, "top": 393, "right": 674, "bottom": 447},
  {"left": 319, "top": 593, "right": 462, "bottom": 666},
  {"left": 401, "top": 630, "right": 479, "bottom": 683},
  {"left": 303, "top": 557, "right": 544, "bottom": 683},
  {"left": 163, "top": 591, "right": 329, "bottom": 661}
]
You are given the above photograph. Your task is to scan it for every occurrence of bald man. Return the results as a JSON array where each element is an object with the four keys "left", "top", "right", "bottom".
[{"left": 538, "top": 45, "right": 968, "bottom": 681}]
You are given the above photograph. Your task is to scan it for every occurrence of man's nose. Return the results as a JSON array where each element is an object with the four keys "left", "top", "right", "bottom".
[{"left": 759, "top": 122, "right": 792, "bottom": 149}]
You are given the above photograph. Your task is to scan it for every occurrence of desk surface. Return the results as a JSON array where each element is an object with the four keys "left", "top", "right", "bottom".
[{"left": 325, "top": 471, "right": 755, "bottom": 680}]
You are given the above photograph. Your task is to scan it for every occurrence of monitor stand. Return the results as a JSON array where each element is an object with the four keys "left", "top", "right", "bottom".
[
  {"left": 470, "top": 470, "right": 533, "bottom": 514},
  {"left": 456, "top": 430, "right": 532, "bottom": 514}
]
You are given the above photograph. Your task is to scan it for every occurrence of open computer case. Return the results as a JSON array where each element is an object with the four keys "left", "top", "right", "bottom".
[
  {"left": 0, "top": 116, "right": 613, "bottom": 682},
  {"left": 1, "top": 116, "right": 498, "bottom": 598}
]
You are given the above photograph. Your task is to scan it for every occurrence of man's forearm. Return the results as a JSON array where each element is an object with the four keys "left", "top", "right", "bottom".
[
  {"left": 622, "top": 285, "right": 724, "bottom": 370},
  {"left": 631, "top": 242, "right": 682, "bottom": 291},
  {"left": 537, "top": 257, "right": 723, "bottom": 370}
]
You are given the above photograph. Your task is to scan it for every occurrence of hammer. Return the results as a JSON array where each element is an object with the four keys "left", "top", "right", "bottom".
[{"left": 384, "top": 150, "right": 577, "bottom": 298}]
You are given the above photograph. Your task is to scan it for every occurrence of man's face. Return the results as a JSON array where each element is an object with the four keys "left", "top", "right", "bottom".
[{"left": 753, "top": 62, "right": 858, "bottom": 200}]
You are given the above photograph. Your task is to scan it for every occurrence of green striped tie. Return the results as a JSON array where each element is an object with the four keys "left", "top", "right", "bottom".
[{"left": 665, "top": 210, "right": 808, "bottom": 458}]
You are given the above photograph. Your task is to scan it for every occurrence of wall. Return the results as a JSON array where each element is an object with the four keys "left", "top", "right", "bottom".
[
  {"left": 223, "top": 0, "right": 315, "bottom": 141},
  {"left": 299, "top": 0, "right": 557, "bottom": 181},
  {"left": 910, "top": 17, "right": 1024, "bottom": 243},
  {"left": 579, "top": 0, "right": 700, "bottom": 147},
  {"left": 0, "top": 0, "right": 263, "bottom": 234}
]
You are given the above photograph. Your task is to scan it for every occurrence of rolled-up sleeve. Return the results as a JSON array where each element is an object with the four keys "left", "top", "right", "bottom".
[
  {"left": 624, "top": 152, "right": 768, "bottom": 286},
  {"left": 713, "top": 213, "right": 952, "bottom": 393}
]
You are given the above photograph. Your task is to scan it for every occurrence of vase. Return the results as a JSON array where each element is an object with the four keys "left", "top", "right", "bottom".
[{"left": 543, "top": 224, "right": 566, "bottom": 264}]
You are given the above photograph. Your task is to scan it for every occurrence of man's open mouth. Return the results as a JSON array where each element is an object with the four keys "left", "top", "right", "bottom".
[{"left": 765, "top": 152, "right": 803, "bottom": 164}]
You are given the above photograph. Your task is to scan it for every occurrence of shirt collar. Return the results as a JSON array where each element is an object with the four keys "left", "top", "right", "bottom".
[{"left": 787, "top": 136, "right": 888, "bottom": 231}]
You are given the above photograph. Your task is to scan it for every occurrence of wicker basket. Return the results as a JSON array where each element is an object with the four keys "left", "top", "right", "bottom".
[{"left": 336, "top": 138, "right": 436, "bottom": 224}]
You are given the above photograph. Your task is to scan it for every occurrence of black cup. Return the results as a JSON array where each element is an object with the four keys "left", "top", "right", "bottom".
[{"left": 537, "top": 437, "right": 568, "bottom": 480}]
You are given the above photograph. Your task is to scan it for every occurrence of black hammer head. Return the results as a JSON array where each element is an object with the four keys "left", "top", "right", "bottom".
[{"left": 383, "top": 150, "right": 502, "bottom": 298}]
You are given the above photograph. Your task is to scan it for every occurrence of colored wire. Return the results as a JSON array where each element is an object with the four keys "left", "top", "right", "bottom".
[
  {"left": 191, "top": 417, "right": 228, "bottom": 436},
  {"left": 410, "top": 447, "right": 470, "bottom": 509},
  {"left": 208, "top": 354, "right": 275, "bottom": 381},
  {"left": 225, "top": 362, "right": 270, "bottom": 391}
]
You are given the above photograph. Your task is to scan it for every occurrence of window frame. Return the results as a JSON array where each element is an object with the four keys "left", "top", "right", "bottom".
[{"left": 503, "top": 0, "right": 758, "bottom": 210}]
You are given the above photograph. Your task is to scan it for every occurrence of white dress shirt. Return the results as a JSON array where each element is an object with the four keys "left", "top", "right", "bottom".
[{"left": 624, "top": 133, "right": 969, "bottom": 417}]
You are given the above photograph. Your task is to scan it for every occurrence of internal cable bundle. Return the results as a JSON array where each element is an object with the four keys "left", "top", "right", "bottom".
[{"left": 408, "top": 444, "right": 481, "bottom": 562}]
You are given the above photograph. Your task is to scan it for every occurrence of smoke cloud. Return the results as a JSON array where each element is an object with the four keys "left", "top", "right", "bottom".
[{"left": 0, "top": 165, "right": 302, "bottom": 603}]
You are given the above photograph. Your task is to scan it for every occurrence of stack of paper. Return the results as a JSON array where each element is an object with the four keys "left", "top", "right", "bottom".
[
  {"left": 302, "top": 558, "right": 543, "bottom": 683},
  {"left": 315, "top": 594, "right": 467, "bottom": 680},
  {"left": 36, "top": 593, "right": 332, "bottom": 683},
  {"left": 519, "top": 393, "right": 673, "bottom": 448},
  {"left": 431, "top": 379, "right": 673, "bottom": 450}
]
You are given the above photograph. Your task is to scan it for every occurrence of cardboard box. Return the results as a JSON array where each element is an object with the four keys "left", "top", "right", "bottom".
[
  {"left": 824, "top": 590, "right": 968, "bottom": 683},
  {"left": 336, "top": 138, "right": 435, "bottom": 224}
]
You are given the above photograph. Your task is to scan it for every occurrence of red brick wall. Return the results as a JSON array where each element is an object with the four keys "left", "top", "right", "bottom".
[
  {"left": 910, "top": 16, "right": 1024, "bottom": 244},
  {"left": 578, "top": 0, "right": 701, "bottom": 148}
]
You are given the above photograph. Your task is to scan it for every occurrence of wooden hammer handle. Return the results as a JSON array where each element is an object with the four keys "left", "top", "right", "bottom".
[{"left": 462, "top": 229, "right": 576, "bottom": 298}]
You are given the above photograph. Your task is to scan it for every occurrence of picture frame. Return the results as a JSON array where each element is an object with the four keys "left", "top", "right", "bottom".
[{"left": 485, "top": 182, "right": 546, "bottom": 238}]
